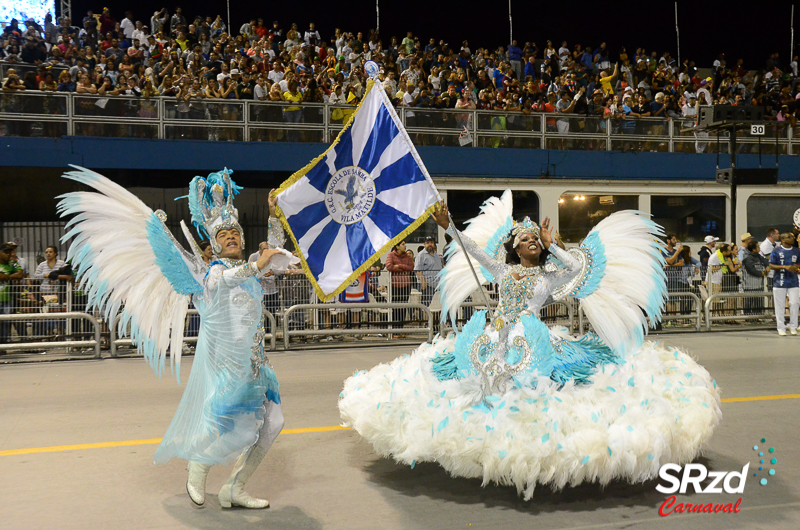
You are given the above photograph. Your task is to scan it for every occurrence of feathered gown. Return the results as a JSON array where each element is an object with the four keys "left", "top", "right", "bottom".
[{"left": 338, "top": 194, "right": 721, "bottom": 499}]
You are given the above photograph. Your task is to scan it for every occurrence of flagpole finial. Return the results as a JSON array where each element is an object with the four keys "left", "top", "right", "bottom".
[{"left": 364, "top": 60, "right": 380, "bottom": 80}]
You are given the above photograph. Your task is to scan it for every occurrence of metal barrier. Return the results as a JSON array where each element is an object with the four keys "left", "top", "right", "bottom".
[
  {"left": 704, "top": 291, "right": 775, "bottom": 331},
  {"left": 662, "top": 292, "right": 703, "bottom": 331},
  {"left": 281, "top": 302, "right": 433, "bottom": 349},
  {"left": 110, "top": 309, "right": 276, "bottom": 356},
  {"left": 1, "top": 91, "right": 794, "bottom": 154},
  {"left": 0, "top": 312, "right": 101, "bottom": 358}
]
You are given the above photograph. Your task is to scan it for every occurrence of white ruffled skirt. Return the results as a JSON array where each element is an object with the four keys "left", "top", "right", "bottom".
[{"left": 338, "top": 332, "right": 722, "bottom": 499}]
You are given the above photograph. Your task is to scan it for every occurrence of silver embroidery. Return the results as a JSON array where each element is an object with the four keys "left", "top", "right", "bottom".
[
  {"left": 250, "top": 314, "right": 271, "bottom": 378},
  {"left": 234, "top": 262, "right": 257, "bottom": 278},
  {"left": 550, "top": 249, "right": 590, "bottom": 300},
  {"left": 268, "top": 217, "right": 286, "bottom": 248},
  {"left": 153, "top": 210, "right": 206, "bottom": 275}
]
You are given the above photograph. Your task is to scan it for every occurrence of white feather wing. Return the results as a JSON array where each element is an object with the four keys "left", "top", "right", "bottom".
[
  {"left": 57, "top": 165, "right": 204, "bottom": 383},
  {"left": 575, "top": 211, "right": 668, "bottom": 357},
  {"left": 438, "top": 189, "right": 513, "bottom": 323}
]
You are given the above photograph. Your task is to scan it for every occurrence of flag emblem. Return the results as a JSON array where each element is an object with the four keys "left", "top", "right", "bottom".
[
  {"left": 276, "top": 81, "right": 440, "bottom": 301},
  {"left": 325, "top": 166, "right": 376, "bottom": 224}
]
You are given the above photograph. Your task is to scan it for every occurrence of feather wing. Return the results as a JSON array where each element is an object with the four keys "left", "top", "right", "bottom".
[
  {"left": 562, "top": 211, "right": 667, "bottom": 357},
  {"left": 57, "top": 165, "right": 207, "bottom": 383},
  {"left": 438, "top": 189, "right": 513, "bottom": 324}
]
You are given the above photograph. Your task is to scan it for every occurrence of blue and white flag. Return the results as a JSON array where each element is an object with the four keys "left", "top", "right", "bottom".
[{"left": 276, "top": 80, "right": 441, "bottom": 301}]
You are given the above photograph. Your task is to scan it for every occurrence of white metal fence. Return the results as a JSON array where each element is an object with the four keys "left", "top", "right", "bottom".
[{"left": 1, "top": 265, "right": 786, "bottom": 361}]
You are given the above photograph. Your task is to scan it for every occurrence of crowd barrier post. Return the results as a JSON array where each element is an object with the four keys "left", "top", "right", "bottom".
[{"left": 0, "top": 312, "right": 101, "bottom": 358}]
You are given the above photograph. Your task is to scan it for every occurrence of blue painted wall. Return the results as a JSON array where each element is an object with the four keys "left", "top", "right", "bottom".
[{"left": 2, "top": 136, "right": 798, "bottom": 181}]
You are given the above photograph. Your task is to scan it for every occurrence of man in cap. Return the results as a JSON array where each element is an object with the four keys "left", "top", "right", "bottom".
[
  {"left": 698, "top": 235, "right": 718, "bottom": 269},
  {"left": 414, "top": 236, "right": 444, "bottom": 307},
  {"left": 739, "top": 233, "right": 754, "bottom": 262},
  {"left": 4, "top": 242, "right": 27, "bottom": 277},
  {"left": 697, "top": 78, "right": 713, "bottom": 105},
  {"left": 0, "top": 243, "right": 24, "bottom": 344}
]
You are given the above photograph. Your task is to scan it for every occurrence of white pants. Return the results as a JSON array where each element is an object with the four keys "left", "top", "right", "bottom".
[
  {"left": 255, "top": 401, "right": 285, "bottom": 450},
  {"left": 773, "top": 287, "right": 799, "bottom": 332}
]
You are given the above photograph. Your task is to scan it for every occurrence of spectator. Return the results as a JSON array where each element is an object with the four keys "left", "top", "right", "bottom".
[
  {"left": 699, "top": 235, "right": 718, "bottom": 268},
  {"left": 508, "top": 39, "right": 522, "bottom": 81},
  {"left": 599, "top": 63, "right": 619, "bottom": 96},
  {"left": 706, "top": 243, "right": 732, "bottom": 315},
  {"left": 170, "top": 7, "right": 186, "bottom": 37},
  {"left": 769, "top": 232, "right": 799, "bottom": 335},
  {"left": 98, "top": 8, "right": 116, "bottom": 35},
  {"left": 739, "top": 232, "right": 754, "bottom": 262},
  {"left": 57, "top": 70, "right": 75, "bottom": 92},
  {"left": 556, "top": 90, "right": 577, "bottom": 134},
  {"left": 283, "top": 79, "right": 303, "bottom": 140},
  {"left": 662, "top": 233, "right": 685, "bottom": 290},
  {"left": 414, "top": 237, "right": 444, "bottom": 306},
  {"left": 742, "top": 239, "right": 769, "bottom": 315},
  {"left": 0, "top": 243, "right": 24, "bottom": 344},
  {"left": 304, "top": 23, "right": 320, "bottom": 48},
  {"left": 386, "top": 239, "right": 414, "bottom": 338},
  {"left": 760, "top": 227, "right": 780, "bottom": 289},
  {"left": 3, "top": 70, "right": 26, "bottom": 91},
  {"left": 33, "top": 246, "right": 74, "bottom": 337},
  {"left": 120, "top": 11, "right": 135, "bottom": 40},
  {"left": 21, "top": 36, "right": 47, "bottom": 64}
]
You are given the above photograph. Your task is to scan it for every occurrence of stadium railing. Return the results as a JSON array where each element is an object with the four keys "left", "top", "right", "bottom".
[{"left": 1, "top": 91, "right": 794, "bottom": 154}]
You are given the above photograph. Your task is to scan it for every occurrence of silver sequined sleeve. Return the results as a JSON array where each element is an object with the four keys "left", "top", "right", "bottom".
[
  {"left": 205, "top": 263, "right": 257, "bottom": 293},
  {"left": 544, "top": 244, "right": 584, "bottom": 291},
  {"left": 446, "top": 225, "right": 508, "bottom": 280},
  {"left": 268, "top": 217, "right": 286, "bottom": 248}
]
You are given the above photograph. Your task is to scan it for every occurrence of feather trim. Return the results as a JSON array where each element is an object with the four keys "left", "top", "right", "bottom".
[
  {"left": 575, "top": 211, "right": 668, "bottom": 357},
  {"left": 438, "top": 190, "right": 513, "bottom": 324},
  {"left": 58, "top": 165, "right": 205, "bottom": 383}
]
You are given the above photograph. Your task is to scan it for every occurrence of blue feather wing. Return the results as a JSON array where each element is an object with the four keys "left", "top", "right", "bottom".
[
  {"left": 146, "top": 213, "right": 204, "bottom": 295},
  {"left": 573, "top": 230, "right": 607, "bottom": 298}
]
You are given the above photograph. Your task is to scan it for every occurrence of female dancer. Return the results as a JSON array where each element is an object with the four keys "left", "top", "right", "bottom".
[{"left": 340, "top": 193, "right": 721, "bottom": 499}]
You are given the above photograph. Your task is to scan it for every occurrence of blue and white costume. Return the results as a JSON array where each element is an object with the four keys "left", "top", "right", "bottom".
[
  {"left": 58, "top": 166, "right": 296, "bottom": 508},
  {"left": 339, "top": 190, "right": 722, "bottom": 499}
]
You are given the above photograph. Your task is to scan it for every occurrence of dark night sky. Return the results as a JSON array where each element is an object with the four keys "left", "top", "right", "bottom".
[{"left": 70, "top": 1, "right": 796, "bottom": 69}]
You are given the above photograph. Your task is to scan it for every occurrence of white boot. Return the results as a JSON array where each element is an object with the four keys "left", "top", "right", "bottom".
[
  {"left": 218, "top": 446, "right": 270, "bottom": 509},
  {"left": 186, "top": 461, "right": 212, "bottom": 505}
]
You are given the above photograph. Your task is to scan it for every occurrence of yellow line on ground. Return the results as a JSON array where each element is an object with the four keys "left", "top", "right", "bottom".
[
  {"left": 721, "top": 393, "right": 800, "bottom": 403},
  {"left": 3, "top": 394, "right": 799, "bottom": 457},
  {"left": 0, "top": 426, "right": 351, "bottom": 457}
]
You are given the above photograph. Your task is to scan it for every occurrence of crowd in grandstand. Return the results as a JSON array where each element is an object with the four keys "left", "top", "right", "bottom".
[{"left": 2, "top": 7, "right": 800, "bottom": 127}]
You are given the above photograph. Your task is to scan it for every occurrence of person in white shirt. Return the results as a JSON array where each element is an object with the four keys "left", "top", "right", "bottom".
[
  {"left": 696, "top": 79, "right": 712, "bottom": 105},
  {"left": 682, "top": 95, "right": 698, "bottom": 118},
  {"left": 120, "top": 11, "right": 136, "bottom": 39},
  {"left": 267, "top": 61, "right": 284, "bottom": 85},
  {"left": 303, "top": 23, "right": 321, "bottom": 47},
  {"left": 253, "top": 76, "right": 268, "bottom": 101},
  {"left": 131, "top": 21, "right": 148, "bottom": 44},
  {"left": 760, "top": 227, "right": 781, "bottom": 288},
  {"left": 327, "top": 84, "right": 344, "bottom": 105}
]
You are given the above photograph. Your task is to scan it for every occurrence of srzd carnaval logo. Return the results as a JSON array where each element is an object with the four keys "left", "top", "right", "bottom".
[{"left": 656, "top": 463, "right": 748, "bottom": 516}]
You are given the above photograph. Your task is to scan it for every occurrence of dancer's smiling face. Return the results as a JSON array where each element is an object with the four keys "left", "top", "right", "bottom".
[
  {"left": 216, "top": 228, "right": 242, "bottom": 259},
  {"left": 515, "top": 232, "right": 541, "bottom": 263}
]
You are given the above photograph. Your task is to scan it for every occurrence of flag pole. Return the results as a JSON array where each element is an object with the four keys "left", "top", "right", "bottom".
[{"left": 446, "top": 212, "right": 496, "bottom": 321}]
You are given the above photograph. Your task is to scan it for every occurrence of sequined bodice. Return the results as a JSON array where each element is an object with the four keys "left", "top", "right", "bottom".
[{"left": 497, "top": 264, "right": 550, "bottom": 325}]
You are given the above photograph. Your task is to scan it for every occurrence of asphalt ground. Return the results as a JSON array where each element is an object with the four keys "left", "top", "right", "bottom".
[{"left": 1, "top": 330, "right": 798, "bottom": 530}]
